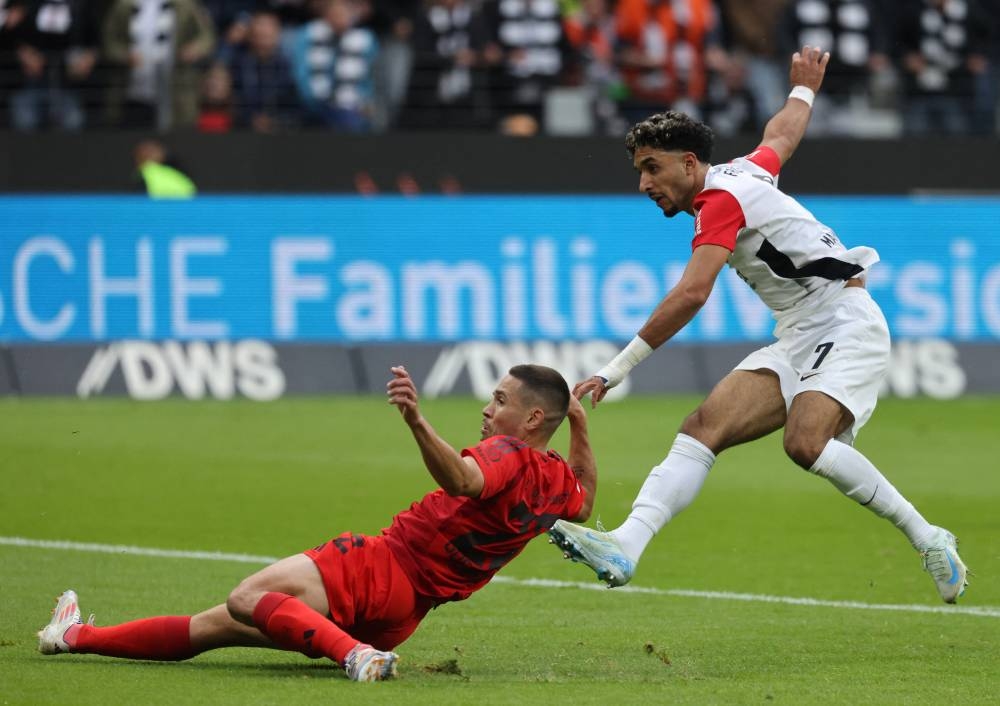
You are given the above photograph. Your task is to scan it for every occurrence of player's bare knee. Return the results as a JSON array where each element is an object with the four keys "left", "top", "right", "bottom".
[
  {"left": 679, "top": 408, "right": 725, "bottom": 453},
  {"left": 226, "top": 582, "right": 257, "bottom": 624},
  {"left": 679, "top": 407, "right": 707, "bottom": 439},
  {"left": 783, "top": 432, "right": 826, "bottom": 470}
]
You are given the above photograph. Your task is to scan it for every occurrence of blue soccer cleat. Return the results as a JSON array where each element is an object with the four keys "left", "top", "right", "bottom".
[
  {"left": 548, "top": 520, "right": 635, "bottom": 588},
  {"left": 919, "top": 526, "right": 968, "bottom": 604}
]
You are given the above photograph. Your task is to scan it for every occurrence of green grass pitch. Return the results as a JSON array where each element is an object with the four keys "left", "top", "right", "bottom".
[{"left": 1, "top": 395, "right": 998, "bottom": 705}]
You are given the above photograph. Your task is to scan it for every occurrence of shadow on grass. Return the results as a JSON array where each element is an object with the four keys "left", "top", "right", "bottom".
[
  {"left": 34, "top": 656, "right": 339, "bottom": 676},
  {"left": 37, "top": 655, "right": 468, "bottom": 679}
]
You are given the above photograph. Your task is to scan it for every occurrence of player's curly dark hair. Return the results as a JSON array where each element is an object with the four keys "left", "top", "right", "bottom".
[
  {"left": 625, "top": 111, "right": 715, "bottom": 163},
  {"left": 508, "top": 364, "right": 570, "bottom": 434}
]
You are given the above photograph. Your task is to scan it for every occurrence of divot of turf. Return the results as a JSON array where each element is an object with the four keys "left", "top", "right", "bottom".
[
  {"left": 421, "top": 659, "right": 465, "bottom": 677},
  {"left": 643, "top": 642, "right": 671, "bottom": 665}
]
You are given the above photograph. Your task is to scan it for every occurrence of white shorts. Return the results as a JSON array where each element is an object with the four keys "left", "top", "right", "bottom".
[{"left": 734, "top": 287, "right": 890, "bottom": 444}]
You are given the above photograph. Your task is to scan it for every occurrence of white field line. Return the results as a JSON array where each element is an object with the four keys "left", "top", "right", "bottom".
[
  {"left": 4, "top": 535, "right": 997, "bottom": 619},
  {"left": 0, "top": 536, "right": 279, "bottom": 564}
]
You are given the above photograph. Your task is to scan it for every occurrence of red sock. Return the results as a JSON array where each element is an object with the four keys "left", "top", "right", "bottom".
[
  {"left": 68, "top": 616, "right": 196, "bottom": 661},
  {"left": 252, "top": 592, "right": 358, "bottom": 664}
]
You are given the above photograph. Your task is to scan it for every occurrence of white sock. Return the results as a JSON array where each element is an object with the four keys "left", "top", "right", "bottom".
[
  {"left": 810, "top": 439, "right": 936, "bottom": 548},
  {"left": 611, "top": 433, "right": 715, "bottom": 562}
]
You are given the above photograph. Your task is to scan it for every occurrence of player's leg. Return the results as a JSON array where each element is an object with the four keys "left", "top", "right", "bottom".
[
  {"left": 679, "top": 368, "right": 789, "bottom": 451},
  {"left": 788, "top": 390, "right": 968, "bottom": 602},
  {"left": 226, "top": 553, "right": 360, "bottom": 663},
  {"left": 37, "top": 590, "right": 261, "bottom": 660},
  {"left": 339, "top": 535, "right": 433, "bottom": 680},
  {"left": 787, "top": 387, "right": 931, "bottom": 524},
  {"left": 550, "top": 368, "right": 787, "bottom": 586},
  {"left": 616, "top": 369, "right": 788, "bottom": 554},
  {"left": 227, "top": 538, "right": 402, "bottom": 681},
  {"left": 35, "top": 553, "right": 354, "bottom": 665},
  {"left": 785, "top": 288, "right": 967, "bottom": 602},
  {"left": 190, "top": 603, "right": 274, "bottom": 650}
]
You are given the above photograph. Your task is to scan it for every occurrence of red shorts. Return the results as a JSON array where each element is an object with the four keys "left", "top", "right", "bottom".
[{"left": 303, "top": 532, "right": 434, "bottom": 651}]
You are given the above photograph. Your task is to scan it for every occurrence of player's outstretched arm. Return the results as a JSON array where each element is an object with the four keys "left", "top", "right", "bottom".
[
  {"left": 575, "top": 244, "right": 730, "bottom": 407},
  {"left": 387, "top": 365, "right": 485, "bottom": 497},
  {"left": 759, "top": 45, "right": 830, "bottom": 167},
  {"left": 565, "top": 394, "right": 596, "bottom": 521}
]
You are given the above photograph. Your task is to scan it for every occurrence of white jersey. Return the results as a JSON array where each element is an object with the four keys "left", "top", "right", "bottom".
[{"left": 692, "top": 147, "right": 879, "bottom": 333}]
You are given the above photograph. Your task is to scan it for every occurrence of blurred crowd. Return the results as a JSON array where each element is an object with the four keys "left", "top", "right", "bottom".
[{"left": 1, "top": 0, "right": 998, "bottom": 136}]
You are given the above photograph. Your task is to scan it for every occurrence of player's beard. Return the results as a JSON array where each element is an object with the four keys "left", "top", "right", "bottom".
[{"left": 652, "top": 195, "right": 680, "bottom": 218}]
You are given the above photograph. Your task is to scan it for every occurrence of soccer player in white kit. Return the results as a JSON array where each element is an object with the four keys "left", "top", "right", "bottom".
[{"left": 548, "top": 46, "right": 969, "bottom": 603}]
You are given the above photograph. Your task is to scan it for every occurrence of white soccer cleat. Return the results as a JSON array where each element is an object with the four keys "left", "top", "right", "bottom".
[
  {"left": 38, "top": 589, "right": 82, "bottom": 655},
  {"left": 548, "top": 520, "right": 635, "bottom": 588},
  {"left": 920, "top": 527, "right": 968, "bottom": 604},
  {"left": 343, "top": 643, "right": 399, "bottom": 682}
]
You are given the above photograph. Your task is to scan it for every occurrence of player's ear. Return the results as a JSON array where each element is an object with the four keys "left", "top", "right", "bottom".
[{"left": 525, "top": 406, "right": 545, "bottom": 432}]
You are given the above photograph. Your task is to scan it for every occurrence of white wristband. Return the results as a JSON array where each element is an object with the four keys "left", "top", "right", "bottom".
[
  {"left": 789, "top": 85, "right": 815, "bottom": 107},
  {"left": 594, "top": 335, "right": 654, "bottom": 389}
]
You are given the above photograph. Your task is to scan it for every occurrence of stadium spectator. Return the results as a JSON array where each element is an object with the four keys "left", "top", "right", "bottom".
[
  {"left": 562, "top": 0, "right": 626, "bottom": 135},
  {"left": 203, "top": 0, "right": 258, "bottom": 63},
  {"left": 286, "top": 0, "right": 379, "bottom": 131},
  {"left": 1, "top": 0, "right": 28, "bottom": 127},
  {"left": 3, "top": 0, "right": 998, "bottom": 135},
  {"left": 362, "top": 0, "right": 418, "bottom": 130},
  {"left": 133, "top": 138, "right": 197, "bottom": 196},
  {"left": 717, "top": 0, "right": 790, "bottom": 130},
  {"left": 894, "top": 0, "right": 993, "bottom": 136},
  {"left": 101, "top": 0, "right": 216, "bottom": 129},
  {"left": 778, "top": 0, "right": 892, "bottom": 135},
  {"left": 8, "top": 0, "right": 99, "bottom": 130},
  {"left": 700, "top": 37, "right": 757, "bottom": 136},
  {"left": 200, "top": 0, "right": 258, "bottom": 62},
  {"left": 547, "top": 47, "right": 969, "bottom": 606},
  {"left": 0, "top": 1, "right": 16, "bottom": 125},
  {"left": 983, "top": 0, "right": 1000, "bottom": 134},
  {"left": 480, "top": 0, "right": 576, "bottom": 134},
  {"left": 266, "top": 0, "right": 313, "bottom": 27},
  {"left": 227, "top": 9, "right": 298, "bottom": 131},
  {"left": 398, "top": 0, "right": 492, "bottom": 130},
  {"left": 196, "top": 61, "right": 233, "bottom": 131},
  {"left": 613, "top": 0, "right": 729, "bottom": 126},
  {"left": 38, "top": 365, "right": 596, "bottom": 682}
]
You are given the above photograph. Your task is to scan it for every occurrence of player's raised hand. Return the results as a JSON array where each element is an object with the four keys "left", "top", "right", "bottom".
[
  {"left": 789, "top": 45, "right": 830, "bottom": 93},
  {"left": 387, "top": 365, "right": 421, "bottom": 425},
  {"left": 573, "top": 376, "right": 610, "bottom": 409},
  {"left": 566, "top": 389, "right": 588, "bottom": 422}
]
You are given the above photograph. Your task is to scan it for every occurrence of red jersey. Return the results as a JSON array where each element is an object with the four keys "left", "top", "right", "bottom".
[{"left": 382, "top": 435, "right": 586, "bottom": 603}]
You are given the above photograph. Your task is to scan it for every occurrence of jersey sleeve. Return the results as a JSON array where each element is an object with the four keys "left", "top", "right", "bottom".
[
  {"left": 461, "top": 436, "right": 529, "bottom": 500},
  {"left": 743, "top": 145, "right": 781, "bottom": 176},
  {"left": 691, "top": 189, "right": 745, "bottom": 252},
  {"left": 561, "top": 471, "right": 586, "bottom": 520}
]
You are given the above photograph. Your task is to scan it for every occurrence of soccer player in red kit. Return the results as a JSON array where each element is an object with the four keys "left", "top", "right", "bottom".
[
  {"left": 38, "top": 364, "right": 596, "bottom": 681},
  {"left": 548, "top": 46, "right": 969, "bottom": 603}
]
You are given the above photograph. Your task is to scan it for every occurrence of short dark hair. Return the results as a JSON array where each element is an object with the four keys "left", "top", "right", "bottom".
[
  {"left": 625, "top": 111, "right": 714, "bottom": 163},
  {"left": 508, "top": 364, "right": 570, "bottom": 435}
]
